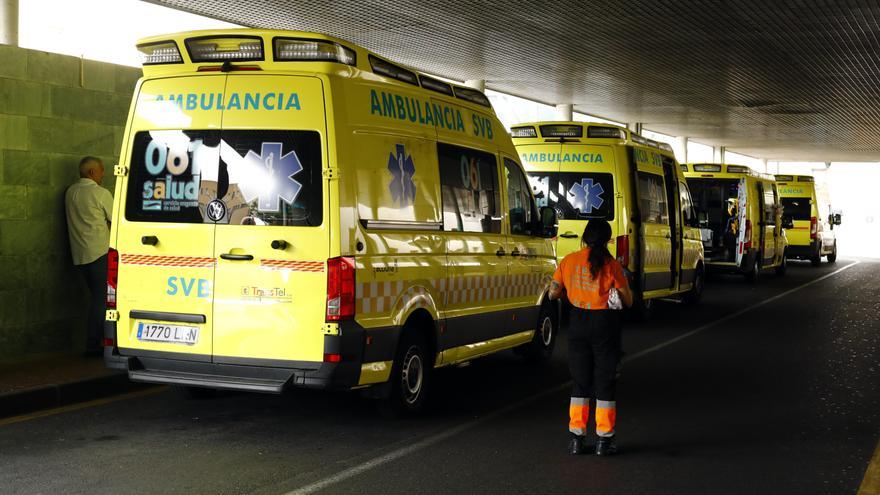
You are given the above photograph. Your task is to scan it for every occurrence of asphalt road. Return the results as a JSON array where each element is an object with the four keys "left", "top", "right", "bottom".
[{"left": 1, "top": 259, "right": 878, "bottom": 495}]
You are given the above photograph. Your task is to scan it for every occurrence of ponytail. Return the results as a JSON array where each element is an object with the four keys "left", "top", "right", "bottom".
[{"left": 582, "top": 220, "right": 613, "bottom": 279}]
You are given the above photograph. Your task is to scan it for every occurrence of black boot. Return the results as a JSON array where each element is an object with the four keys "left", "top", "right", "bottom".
[
  {"left": 568, "top": 434, "right": 586, "bottom": 455},
  {"left": 595, "top": 435, "right": 617, "bottom": 456}
]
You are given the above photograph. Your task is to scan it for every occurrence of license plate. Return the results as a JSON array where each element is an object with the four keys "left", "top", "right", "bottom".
[{"left": 137, "top": 322, "right": 199, "bottom": 345}]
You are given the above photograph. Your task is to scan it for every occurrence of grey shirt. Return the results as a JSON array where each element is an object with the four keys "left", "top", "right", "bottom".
[{"left": 65, "top": 178, "right": 113, "bottom": 265}]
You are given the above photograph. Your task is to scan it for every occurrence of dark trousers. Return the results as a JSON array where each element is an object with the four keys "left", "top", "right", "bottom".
[
  {"left": 568, "top": 309, "right": 622, "bottom": 401},
  {"left": 77, "top": 254, "right": 107, "bottom": 351}
]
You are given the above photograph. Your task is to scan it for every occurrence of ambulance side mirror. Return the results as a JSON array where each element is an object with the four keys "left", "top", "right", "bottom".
[
  {"left": 782, "top": 215, "right": 794, "bottom": 230},
  {"left": 538, "top": 206, "right": 558, "bottom": 238}
]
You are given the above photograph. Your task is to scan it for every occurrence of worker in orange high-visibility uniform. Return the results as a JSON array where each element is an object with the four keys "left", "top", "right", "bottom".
[{"left": 549, "top": 219, "right": 633, "bottom": 456}]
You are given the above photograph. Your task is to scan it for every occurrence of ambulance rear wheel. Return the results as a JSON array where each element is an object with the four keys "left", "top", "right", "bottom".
[
  {"left": 827, "top": 243, "right": 837, "bottom": 263},
  {"left": 517, "top": 303, "right": 557, "bottom": 363},
  {"left": 684, "top": 266, "right": 704, "bottom": 305},
  {"left": 746, "top": 258, "right": 760, "bottom": 284},
  {"left": 775, "top": 254, "right": 787, "bottom": 276},
  {"left": 381, "top": 331, "right": 431, "bottom": 417},
  {"left": 810, "top": 253, "right": 822, "bottom": 267}
]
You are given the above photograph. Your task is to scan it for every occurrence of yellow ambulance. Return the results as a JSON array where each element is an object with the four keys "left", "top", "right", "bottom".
[
  {"left": 775, "top": 175, "right": 839, "bottom": 266},
  {"left": 683, "top": 164, "right": 788, "bottom": 282},
  {"left": 103, "top": 29, "right": 559, "bottom": 414},
  {"left": 511, "top": 122, "right": 705, "bottom": 313}
]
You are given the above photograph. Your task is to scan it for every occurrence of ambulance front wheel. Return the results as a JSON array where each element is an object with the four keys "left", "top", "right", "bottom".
[{"left": 380, "top": 330, "right": 432, "bottom": 417}]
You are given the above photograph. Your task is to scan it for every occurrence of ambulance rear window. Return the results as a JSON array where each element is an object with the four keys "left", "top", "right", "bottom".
[
  {"left": 526, "top": 172, "right": 614, "bottom": 221},
  {"left": 126, "top": 130, "right": 323, "bottom": 226},
  {"left": 781, "top": 197, "right": 811, "bottom": 221}
]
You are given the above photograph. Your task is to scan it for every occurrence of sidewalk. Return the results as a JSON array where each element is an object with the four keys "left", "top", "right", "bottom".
[{"left": 0, "top": 353, "right": 145, "bottom": 418}]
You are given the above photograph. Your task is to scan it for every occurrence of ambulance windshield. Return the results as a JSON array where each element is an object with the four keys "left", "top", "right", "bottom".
[
  {"left": 527, "top": 172, "right": 614, "bottom": 220},
  {"left": 125, "top": 130, "right": 323, "bottom": 226}
]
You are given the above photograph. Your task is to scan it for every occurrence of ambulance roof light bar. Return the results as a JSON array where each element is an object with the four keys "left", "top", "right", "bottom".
[
  {"left": 273, "top": 38, "right": 356, "bottom": 66},
  {"left": 510, "top": 126, "right": 538, "bottom": 138},
  {"left": 138, "top": 41, "right": 183, "bottom": 65},
  {"left": 540, "top": 124, "right": 583, "bottom": 138},
  {"left": 185, "top": 36, "right": 264, "bottom": 63},
  {"left": 587, "top": 126, "right": 626, "bottom": 139},
  {"left": 727, "top": 165, "right": 750, "bottom": 173},
  {"left": 693, "top": 164, "right": 722, "bottom": 172}
]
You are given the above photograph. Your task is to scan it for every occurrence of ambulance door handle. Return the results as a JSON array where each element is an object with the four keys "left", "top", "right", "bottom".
[
  {"left": 496, "top": 248, "right": 506, "bottom": 257},
  {"left": 141, "top": 235, "right": 158, "bottom": 246},
  {"left": 220, "top": 253, "right": 254, "bottom": 261},
  {"left": 271, "top": 240, "right": 288, "bottom": 250},
  {"left": 560, "top": 232, "right": 579, "bottom": 239},
  {"left": 510, "top": 249, "right": 521, "bottom": 257}
]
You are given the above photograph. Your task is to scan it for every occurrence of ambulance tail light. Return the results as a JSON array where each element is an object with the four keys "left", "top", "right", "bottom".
[
  {"left": 810, "top": 216, "right": 818, "bottom": 239},
  {"left": 137, "top": 41, "right": 183, "bottom": 65},
  {"left": 185, "top": 36, "right": 264, "bottom": 62},
  {"left": 326, "top": 256, "right": 355, "bottom": 321},
  {"left": 743, "top": 220, "right": 753, "bottom": 250},
  {"left": 274, "top": 38, "right": 356, "bottom": 66},
  {"left": 107, "top": 248, "right": 119, "bottom": 309},
  {"left": 616, "top": 235, "right": 630, "bottom": 269}
]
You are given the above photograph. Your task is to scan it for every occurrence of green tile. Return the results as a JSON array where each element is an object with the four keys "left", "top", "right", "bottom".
[
  {"left": 0, "top": 77, "right": 48, "bottom": 117},
  {"left": 0, "top": 114, "right": 28, "bottom": 151},
  {"left": 2, "top": 150, "right": 50, "bottom": 185},
  {"left": 50, "top": 86, "right": 130, "bottom": 125},
  {"left": 0, "top": 256, "right": 28, "bottom": 291},
  {"left": 0, "top": 45, "right": 28, "bottom": 79},
  {"left": 115, "top": 65, "right": 142, "bottom": 94},
  {"left": 81, "top": 59, "right": 116, "bottom": 92},
  {"left": 0, "top": 325, "right": 28, "bottom": 360},
  {"left": 27, "top": 50, "right": 80, "bottom": 87},
  {"left": 28, "top": 117, "right": 118, "bottom": 155},
  {"left": 0, "top": 289, "right": 27, "bottom": 327},
  {"left": 0, "top": 218, "right": 61, "bottom": 254},
  {"left": 27, "top": 185, "right": 65, "bottom": 219},
  {"left": 49, "top": 153, "right": 83, "bottom": 187},
  {"left": 0, "top": 185, "right": 27, "bottom": 220}
]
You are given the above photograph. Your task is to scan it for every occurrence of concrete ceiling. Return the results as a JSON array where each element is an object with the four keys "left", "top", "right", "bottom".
[{"left": 147, "top": 0, "right": 880, "bottom": 162}]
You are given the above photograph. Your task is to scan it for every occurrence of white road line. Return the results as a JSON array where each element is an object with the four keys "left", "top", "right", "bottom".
[{"left": 285, "top": 261, "right": 860, "bottom": 495}]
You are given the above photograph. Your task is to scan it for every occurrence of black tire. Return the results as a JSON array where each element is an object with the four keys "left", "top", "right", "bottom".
[
  {"left": 827, "top": 243, "right": 837, "bottom": 263},
  {"left": 683, "top": 266, "right": 704, "bottom": 305},
  {"left": 810, "top": 253, "right": 822, "bottom": 267},
  {"left": 379, "top": 330, "right": 431, "bottom": 417},
  {"left": 775, "top": 252, "right": 787, "bottom": 277},
  {"left": 175, "top": 386, "right": 217, "bottom": 400},
  {"left": 746, "top": 258, "right": 760, "bottom": 284},
  {"left": 517, "top": 302, "right": 557, "bottom": 363}
]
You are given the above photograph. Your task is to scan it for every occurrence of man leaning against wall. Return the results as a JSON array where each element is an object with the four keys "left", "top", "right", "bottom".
[{"left": 65, "top": 157, "right": 113, "bottom": 357}]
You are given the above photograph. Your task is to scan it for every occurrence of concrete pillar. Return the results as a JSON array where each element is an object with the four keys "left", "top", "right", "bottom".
[
  {"left": 627, "top": 123, "right": 643, "bottom": 134},
  {"left": 674, "top": 136, "right": 688, "bottom": 164},
  {"left": 0, "top": 0, "right": 18, "bottom": 46},
  {"left": 761, "top": 159, "right": 769, "bottom": 173},
  {"left": 464, "top": 79, "right": 485, "bottom": 92},
  {"left": 555, "top": 104, "right": 573, "bottom": 121},
  {"left": 713, "top": 146, "right": 726, "bottom": 164}
]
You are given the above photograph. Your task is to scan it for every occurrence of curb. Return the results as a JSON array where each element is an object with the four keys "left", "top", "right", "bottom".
[{"left": 0, "top": 372, "right": 148, "bottom": 419}]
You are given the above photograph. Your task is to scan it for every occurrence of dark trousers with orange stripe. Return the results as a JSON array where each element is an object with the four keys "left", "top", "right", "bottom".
[{"left": 567, "top": 308, "right": 621, "bottom": 438}]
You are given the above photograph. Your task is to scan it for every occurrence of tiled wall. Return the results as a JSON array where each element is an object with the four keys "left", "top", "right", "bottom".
[{"left": 0, "top": 44, "right": 140, "bottom": 361}]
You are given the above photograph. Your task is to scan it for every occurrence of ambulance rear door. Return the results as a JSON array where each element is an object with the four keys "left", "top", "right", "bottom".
[
  {"left": 211, "top": 75, "right": 330, "bottom": 365},
  {"left": 115, "top": 75, "right": 226, "bottom": 361}
]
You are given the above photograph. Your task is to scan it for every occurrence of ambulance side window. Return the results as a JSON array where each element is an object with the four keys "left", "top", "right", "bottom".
[
  {"left": 762, "top": 186, "right": 776, "bottom": 224},
  {"left": 637, "top": 172, "right": 669, "bottom": 225},
  {"left": 679, "top": 181, "right": 696, "bottom": 227},
  {"left": 504, "top": 159, "right": 538, "bottom": 236},
  {"left": 438, "top": 143, "right": 501, "bottom": 234}
]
